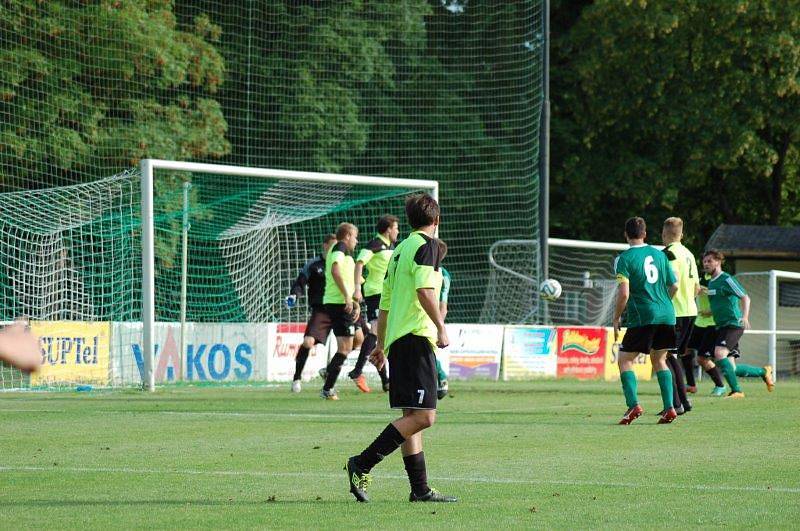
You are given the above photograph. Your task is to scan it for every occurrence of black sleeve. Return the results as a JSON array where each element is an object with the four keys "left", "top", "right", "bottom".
[
  {"left": 289, "top": 258, "right": 315, "bottom": 297},
  {"left": 413, "top": 238, "right": 441, "bottom": 270},
  {"left": 289, "top": 272, "right": 307, "bottom": 298}
]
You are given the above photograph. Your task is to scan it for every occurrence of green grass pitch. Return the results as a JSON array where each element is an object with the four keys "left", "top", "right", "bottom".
[{"left": 1, "top": 379, "right": 798, "bottom": 529}]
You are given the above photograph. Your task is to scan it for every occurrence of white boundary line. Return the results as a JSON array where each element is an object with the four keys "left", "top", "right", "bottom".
[{"left": 1, "top": 465, "right": 797, "bottom": 494}]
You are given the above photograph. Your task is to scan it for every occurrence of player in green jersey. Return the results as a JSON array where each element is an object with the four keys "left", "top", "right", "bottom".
[
  {"left": 688, "top": 273, "right": 728, "bottom": 396},
  {"left": 349, "top": 215, "right": 399, "bottom": 393},
  {"left": 701, "top": 250, "right": 774, "bottom": 398},
  {"left": 661, "top": 217, "right": 698, "bottom": 414},
  {"left": 345, "top": 193, "right": 456, "bottom": 503},
  {"left": 319, "top": 222, "right": 360, "bottom": 400},
  {"left": 436, "top": 240, "right": 450, "bottom": 399},
  {"left": 613, "top": 217, "right": 680, "bottom": 425}
]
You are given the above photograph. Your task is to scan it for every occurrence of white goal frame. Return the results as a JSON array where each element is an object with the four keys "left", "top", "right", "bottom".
[
  {"left": 140, "top": 159, "right": 438, "bottom": 391},
  {"left": 737, "top": 270, "right": 800, "bottom": 378}
]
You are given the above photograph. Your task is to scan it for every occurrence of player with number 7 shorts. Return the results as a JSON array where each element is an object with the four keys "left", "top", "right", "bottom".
[{"left": 613, "top": 217, "right": 679, "bottom": 425}]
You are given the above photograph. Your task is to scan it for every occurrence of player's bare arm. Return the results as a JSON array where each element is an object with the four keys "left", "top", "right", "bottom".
[
  {"left": 613, "top": 281, "right": 629, "bottom": 338},
  {"left": 668, "top": 283, "right": 678, "bottom": 299},
  {"left": 0, "top": 323, "right": 41, "bottom": 373},
  {"left": 354, "top": 260, "right": 366, "bottom": 302},
  {"left": 740, "top": 294, "right": 751, "bottom": 329},
  {"left": 369, "top": 308, "right": 389, "bottom": 370},
  {"left": 332, "top": 261, "right": 357, "bottom": 317},
  {"left": 417, "top": 287, "right": 448, "bottom": 348}
]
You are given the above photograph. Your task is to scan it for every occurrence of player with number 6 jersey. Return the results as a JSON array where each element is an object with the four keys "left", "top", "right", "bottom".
[{"left": 613, "top": 217, "right": 679, "bottom": 425}]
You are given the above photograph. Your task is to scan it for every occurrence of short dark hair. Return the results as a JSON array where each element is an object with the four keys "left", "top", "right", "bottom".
[
  {"left": 323, "top": 234, "right": 336, "bottom": 244},
  {"left": 703, "top": 249, "right": 725, "bottom": 262},
  {"left": 437, "top": 239, "right": 448, "bottom": 260},
  {"left": 405, "top": 193, "right": 440, "bottom": 230},
  {"left": 376, "top": 214, "right": 399, "bottom": 234},
  {"left": 624, "top": 217, "right": 646, "bottom": 239}
]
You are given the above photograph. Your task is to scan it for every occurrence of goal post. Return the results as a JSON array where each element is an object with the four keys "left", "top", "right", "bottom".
[
  {"left": 735, "top": 270, "right": 800, "bottom": 380},
  {"left": 139, "top": 159, "right": 438, "bottom": 391}
]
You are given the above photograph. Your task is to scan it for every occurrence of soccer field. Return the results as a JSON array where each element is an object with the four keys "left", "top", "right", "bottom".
[{"left": 2, "top": 380, "right": 798, "bottom": 529}]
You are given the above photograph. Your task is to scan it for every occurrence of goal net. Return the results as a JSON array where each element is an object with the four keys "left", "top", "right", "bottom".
[
  {"left": 0, "top": 162, "right": 434, "bottom": 390},
  {"left": 735, "top": 271, "right": 800, "bottom": 378},
  {"left": 481, "top": 238, "right": 627, "bottom": 326}
]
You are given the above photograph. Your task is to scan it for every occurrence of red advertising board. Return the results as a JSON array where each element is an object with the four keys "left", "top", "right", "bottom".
[{"left": 556, "top": 327, "right": 607, "bottom": 379}]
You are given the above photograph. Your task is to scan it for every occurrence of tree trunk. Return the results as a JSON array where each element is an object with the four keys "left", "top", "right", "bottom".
[{"left": 769, "top": 133, "right": 791, "bottom": 225}]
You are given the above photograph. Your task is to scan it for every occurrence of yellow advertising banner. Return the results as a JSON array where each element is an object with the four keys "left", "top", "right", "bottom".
[
  {"left": 30, "top": 321, "right": 111, "bottom": 386},
  {"left": 603, "top": 327, "right": 652, "bottom": 381}
]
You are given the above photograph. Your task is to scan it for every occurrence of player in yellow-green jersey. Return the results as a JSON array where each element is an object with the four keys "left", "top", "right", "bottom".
[
  {"left": 661, "top": 217, "right": 698, "bottom": 415},
  {"left": 345, "top": 193, "right": 456, "bottom": 504},
  {"left": 348, "top": 214, "right": 399, "bottom": 393},
  {"left": 613, "top": 217, "right": 679, "bottom": 425},
  {"left": 319, "top": 222, "right": 360, "bottom": 400}
]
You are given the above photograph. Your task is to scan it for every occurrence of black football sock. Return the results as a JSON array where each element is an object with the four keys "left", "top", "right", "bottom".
[
  {"left": 681, "top": 352, "right": 697, "bottom": 387},
  {"left": 323, "top": 353, "right": 347, "bottom": 391},
  {"left": 293, "top": 346, "right": 310, "bottom": 381},
  {"left": 350, "top": 333, "right": 376, "bottom": 378},
  {"left": 403, "top": 452, "right": 430, "bottom": 497},
  {"left": 705, "top": 365, "right": 724, "bottom": 387},
  {"left": 356, "top": 423, "right": 405, "bottom": 472},
  {"left": 667, "top": 354, "right": 689, "bottom": 409}
]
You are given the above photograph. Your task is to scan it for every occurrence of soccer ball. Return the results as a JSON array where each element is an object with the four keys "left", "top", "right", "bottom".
[{"left": 539, "top": 279, "right": 562, "bottom": 301}]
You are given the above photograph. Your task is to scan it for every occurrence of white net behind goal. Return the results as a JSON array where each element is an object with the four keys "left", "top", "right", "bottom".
[
  {"left": 736, "top": 272, "right": 800, "bottom": 377},
  {"left": 481, "top": 238, "right": 624, "bottom": 326}
]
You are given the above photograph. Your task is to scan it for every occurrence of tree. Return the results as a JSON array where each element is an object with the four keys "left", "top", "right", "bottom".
[
  {"left": 551, "top": 0, "right": 800, "bottom": 246},
  {"left": 0, "top": 0, "right": 230, "bottom": 191}
]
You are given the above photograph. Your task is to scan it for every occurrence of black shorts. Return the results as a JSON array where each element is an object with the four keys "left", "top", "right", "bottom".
[
  {"left": 364, "top": 294, "right": 381, "bottom": 322},
  {"left": 387, "top": 334, "right": 438, "bottom": 410},
  {"left": 715, "top": 327, "right": 744, "bottom": 354},
  {"left": 620, "top": 324, "right": 676, "bottom": 354},
  {"left": 324, "top": 304, "right": 356, "bottom": 337},
  {"left": 689, "top": 325, "right": 717, "bottom": 358},
  {"left": 670, "top": 316, "right": 696, "bottom": 356},
  {"left": 304, "top": 307, "right": 332, "bottom": 345}
]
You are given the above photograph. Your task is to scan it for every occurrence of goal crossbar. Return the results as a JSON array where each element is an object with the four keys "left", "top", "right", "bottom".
[{"left": 140, "top": 159, "right": 438, "bottom": 391}]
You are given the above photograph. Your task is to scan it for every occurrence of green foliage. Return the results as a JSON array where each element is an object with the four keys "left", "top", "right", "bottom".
[
  {"left": 0, "top": 0, "right": 230, "bottom": 190},
  {"left": 1, "top": 1, "right": 542, "bottom": 322},
  {"left": 552, "top": 0, "right": 800, "bottom": 246}
]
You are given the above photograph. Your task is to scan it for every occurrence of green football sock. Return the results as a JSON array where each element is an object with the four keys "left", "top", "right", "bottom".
[
  {"left": 656, "top": 370, "right": 673, "bottom": 410},
  {"left": 435, "top": 358, "right": 447, "bottom": 383},
  {"left": 717, "top": 357, "right": 742, "bottom": 392},
  {"left": 620, "top": 370, "right": 638, "bottom": 408},
  {"left": 735, "top": 363, "right": 765, "bottom": 378}
]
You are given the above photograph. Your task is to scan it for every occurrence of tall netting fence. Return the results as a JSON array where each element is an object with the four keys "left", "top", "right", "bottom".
[{"left": 0, "top": 0, "right": 544, "bottom": 325}]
